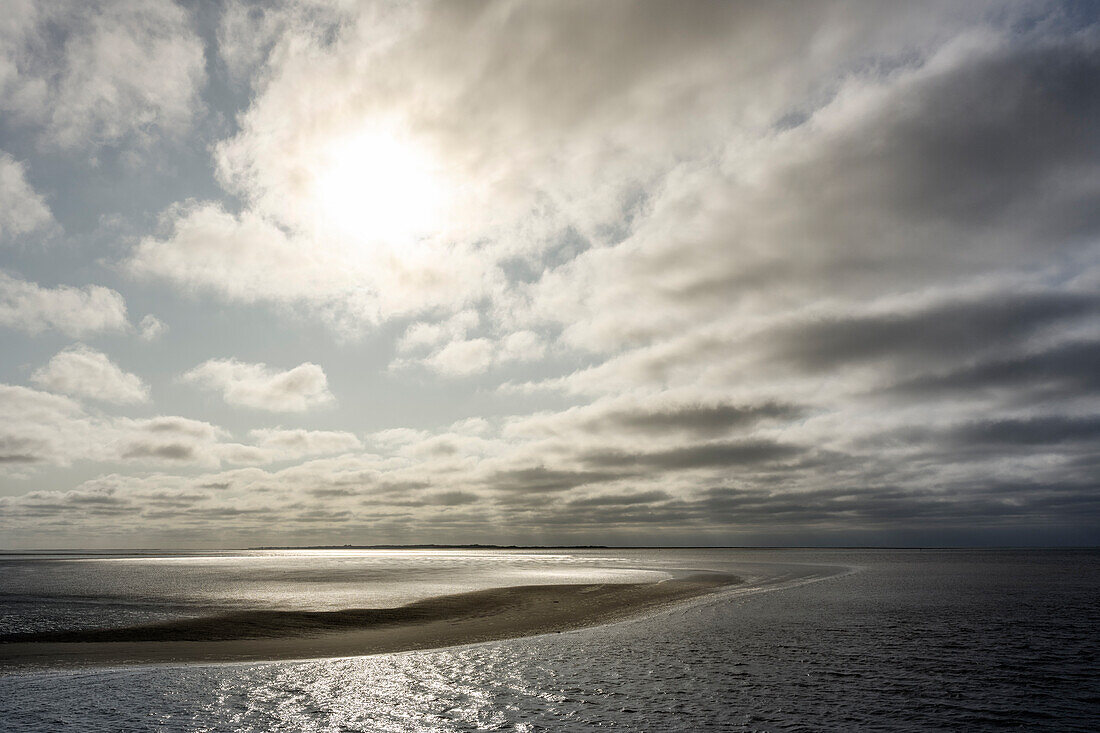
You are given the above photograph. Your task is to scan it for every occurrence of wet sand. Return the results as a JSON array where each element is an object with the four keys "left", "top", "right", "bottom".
[{"left": 0, "top": 572, "right": 738, "bottom": 671}]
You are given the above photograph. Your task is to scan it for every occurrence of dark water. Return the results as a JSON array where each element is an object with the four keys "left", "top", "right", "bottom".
[{"left": 1, "top": 549, "right": 1097, "bottom": 731}]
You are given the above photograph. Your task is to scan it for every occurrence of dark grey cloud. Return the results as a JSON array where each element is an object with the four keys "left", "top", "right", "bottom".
[
  {"left": 293, "top": 509, "right": 352, "bottom": 522},
  {"left": 428, "top": 490, "right": 479, "bottom": 506},
  {"left": 308, "top": 487, "right": 359, "bottom": 498},
  {"left": 686, "top": 480, "right": 1100, "bottom": 529},
  {"left": 487, "top": 466, "right": 626, "bottom": 493},
  {"left": 581, "top": 440, "right": 803, "bottom": 471},
  {"left": 362, "top": 490, "right": 481, "bottom": 507},
  {"left": 494, "top": 476, "right": 1100, "bottom": 537},
  {"left": 609, "top": 27, "right": 1100, "bottom": 328},
  {"left": 64, "top": 490, "right": 126, "bottom": 506},
  {"left": 2, "top": 488, "right": 131, "bottom": 520},
  {"left": 582, "top": 402, "right": 800, "bottom": 436},
  {"left": 567, "top": 490, "right": 671, "bottom": 508},
  {"left": 800, "top": 34, "right": 1100, "bottom": 231},
  {"left": 0, "top": 454, "right": 38, "bottom": 463},
  {"left": 136, "top": 491, "right": 211, "bottom": 508},
  {"left": 852, "top": 415, "right": 1100, "bottom": 474},
  {"left": 952, "top": 416, "right": 1100, "bottom": 447},
  {"left": 0, "top": 436, "right": 49, "bottom": 463},
  {"left": 776, "top": 292, "right": 1099, "bottom": 372},
  {"left": 375, "top": 480, "right": 433, "bottom": 493},
  {"left": 120, "top": 443, "right": 197, "bottom": 461},
  {"left": 201, "top": 506, "right": 277, "bottom": 518},
  {"left": 144, "top": 418, "right": 210, "bottom": 434},
  {"left": 892, "top": 340, "right": 1100, "bottom": 398}
]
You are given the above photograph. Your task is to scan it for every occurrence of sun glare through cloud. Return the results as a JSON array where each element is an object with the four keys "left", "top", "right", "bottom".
[{"left": 311, "top": 127, "right": 448, "bottom": 254}]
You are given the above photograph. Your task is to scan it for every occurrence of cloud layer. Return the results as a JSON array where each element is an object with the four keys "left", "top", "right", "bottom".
[{"left": 2, "top": 1, "right": 1100, "bottom": 547}]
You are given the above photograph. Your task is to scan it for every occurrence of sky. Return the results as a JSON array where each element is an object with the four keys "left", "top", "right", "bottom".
[{"left": 2, "top": 0, "right": 1099, "bottom": 549}]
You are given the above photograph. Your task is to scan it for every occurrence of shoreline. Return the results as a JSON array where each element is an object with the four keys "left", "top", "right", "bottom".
[{"left": 0, "top": 572, "right": 738, "bottom": 672}]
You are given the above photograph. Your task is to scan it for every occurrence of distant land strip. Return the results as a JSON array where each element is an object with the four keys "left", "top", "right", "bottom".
[{"left": 245, "top": 544, "right": 612, "bottom": 550}]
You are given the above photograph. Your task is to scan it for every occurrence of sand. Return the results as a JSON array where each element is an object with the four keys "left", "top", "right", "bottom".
[{"left": 0, "top": 572, "right": 738, "bottom": 671}]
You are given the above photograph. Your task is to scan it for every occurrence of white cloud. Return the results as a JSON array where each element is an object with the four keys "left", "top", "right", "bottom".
[
  {"left": 182, "top": 358, "right": 334, "bottom": 412},
  {"left": 127, "top": 203, "right": 344, "bottom": 304},
  {"left": 0, "top": 382, "right": 356, "bottom": 474},
  {"left": 423, "top": 338, "right": 496, "bottom": 377},
  {"left": 0, "top": 0, "right": 205, "bottom": 151},
  {"left": 138, "top": 314, "right": 167, "bottom": 340},
  {"left": 0, "top": 385, "right": 85, "bottom": 470},
  {"left": 216, "top": 0, "right": 346, "bottom": 85},
  {"left": 112, "top": 416, "right": 229, "bottom": 465},
  {"left": 0, "top": 385, "right": 228, "bottom": 470},
  {"left": 123, "top": 1, "right": 1002, "bottom": 339},
  {"left": 0, "top": 152, "right": 53, "bottom": 240},
  {"left": 125, "top": 200, "right": 496, "bottom": 334},
  {"left": 397, "top": 328, "right": 547, "bottom": 377},
  {"left": 0, "top": 271, "right": 129, "bottom": 337},
  {"left": 397, "top": 310, "right": 480, "bottom": 354},
  {"left": 31, "top": 344, "right": 149, "bottom": 404},
  {"left": 499, "top": 330, "right": 546, "bottom": 363},
  {"left": 249, "top": 428, "right": 363, "bottom": 460}
]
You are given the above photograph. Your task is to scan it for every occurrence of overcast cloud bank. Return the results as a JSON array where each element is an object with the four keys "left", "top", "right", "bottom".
[{"left": 1, "top": 1, "right": 1099, "bottom": 547}]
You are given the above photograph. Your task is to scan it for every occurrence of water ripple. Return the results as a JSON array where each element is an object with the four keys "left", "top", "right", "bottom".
[{"left": 1, "top": 550, "right": 1097, "bottom": 731}]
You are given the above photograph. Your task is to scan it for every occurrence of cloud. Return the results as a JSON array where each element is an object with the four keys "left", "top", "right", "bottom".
[
  {"left": 422, "top": 338, "right": 495, "bottom": 377},
  {"left": 31, "top": 344, "right": 149, "bottom": 404},
  {"left": 216, "top": 0, "right": 346, "bottom": 85},
  {"left": 568, "top": 490, "right": 671, "bottom": 508},
  {"left": 0, "top": 384, "right": 356, "bottom": 475},
  {"left": 580, "top": 439, "right": 803, "bottom": 471},
  {"left": 249, "top": 428, "right": 363, "bottom": 460},
  {"left": 773, "top": 292, "right": 1100, "bottom": 373},
  {"left": 484, "top": 466, "right": 627, "bottom": 494},
  {"left": 397, "top": 310, "right": 480, "bottom": 353},
  {"left": 0, "top": 386, "right": 224, "bottom": 470},
  {"left": 0, "top": 386, "right": 85, "bottom": 467},
  {"left": 138, "top": 314, "right": 167, "bottom": 340},
  {"left": 952, "top": 416, "right": 1100, "bottom": 448},
  {"left": 515, "top": 28, "right": 1100, "bottom": 356},
  {"left": 395, "top": 319, "right": 547, "bottom": 377},
  {"left": 0, "top": 0, "right": 205, "bottom": 151},
  {"left": 509, "top": 396, "right": 801, "bottom": 439},
  {"left": 0, "top": 152, "right": 53, "bottom": 240},
  {"left": 182, "top": 358, "right": 334, "bottom": 412},
  {"left": 0, "top": 271, "right": 129, "bottom": 337},
  {"left": 890, "top": 339, "right": 1100, "bottom": 399},
  {"left": 91, "top": 415, "right": 229, "bottom": 468},
  {"left": 135, "top": 0, "right": 955, "bottom": 331},
  {"left": 126, "top": 204, "right": 343, "bottom": 305}
]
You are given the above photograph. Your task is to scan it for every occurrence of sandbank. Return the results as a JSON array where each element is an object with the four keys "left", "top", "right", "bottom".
[{"left": 0, "top": 572, "right": 737, "bottom": 672}]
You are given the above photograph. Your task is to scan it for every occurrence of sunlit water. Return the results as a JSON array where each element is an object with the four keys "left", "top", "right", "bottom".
[
  {"left": 0, "top": 550, "right": 673, "bottom": 635},
  {"left": 1, "top": 549, "right": 1097, "bottom": 731}
]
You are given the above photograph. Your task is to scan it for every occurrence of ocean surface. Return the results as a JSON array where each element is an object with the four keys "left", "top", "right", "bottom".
[{"left": 0, "top": 548, "right": 1097, "bottom": 731}]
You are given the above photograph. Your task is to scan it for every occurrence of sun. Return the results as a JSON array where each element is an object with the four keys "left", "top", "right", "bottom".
[{"left": 312, "top": 128, "right": 447, "bottom": 251}]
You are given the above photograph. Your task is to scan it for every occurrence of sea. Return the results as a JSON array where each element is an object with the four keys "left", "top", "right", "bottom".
[{"left": 0, "top": 548, "right": 1097, "bottom": 731}]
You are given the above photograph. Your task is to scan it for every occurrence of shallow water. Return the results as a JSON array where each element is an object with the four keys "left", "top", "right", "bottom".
[
  {"left": 0, "top": 549, "right": 670, "bottom": 635},
  {"left": 1, "top": 549, "right": 1098, "bottom": 731}
]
